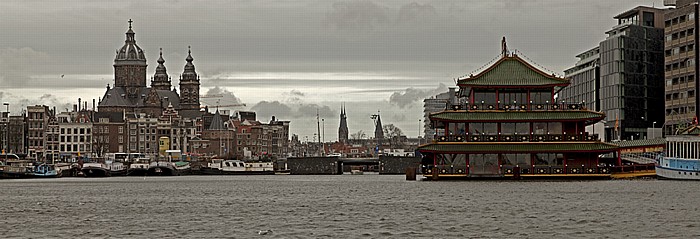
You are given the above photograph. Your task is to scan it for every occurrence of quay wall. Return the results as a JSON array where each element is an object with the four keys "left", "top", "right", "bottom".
[
  {"left": 288, "top": 157, "right": 340, "bottom": 175},
  {"left": 379, "top": 156, "right": 421, "bottom": 175}
]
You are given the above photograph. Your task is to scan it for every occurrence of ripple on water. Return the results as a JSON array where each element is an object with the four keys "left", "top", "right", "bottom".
[{"left": 1, "top": 176, "right": 700, "bottom": 238}]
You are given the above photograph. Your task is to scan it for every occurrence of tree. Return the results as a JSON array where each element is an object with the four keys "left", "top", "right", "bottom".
[
  {"left": 350, "top": 130, "right": 366, "bottom": 140},
  {"left": 383, "top": 124, "right": 404, "bottom": 149}
]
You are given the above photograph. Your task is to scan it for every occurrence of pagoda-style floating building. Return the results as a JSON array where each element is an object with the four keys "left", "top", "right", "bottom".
[{"left": 418, "top": 39, "right": 619, "bottom": 179}]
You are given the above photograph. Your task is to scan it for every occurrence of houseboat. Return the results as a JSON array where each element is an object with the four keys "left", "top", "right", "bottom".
[
  {"left": 418, "top": 39, "right": 618, "bottom": 180},
  {"left": 656, "top": 126, "right": 700, "bottom": 180}
]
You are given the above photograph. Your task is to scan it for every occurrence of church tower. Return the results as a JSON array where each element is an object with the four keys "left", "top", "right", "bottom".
[
  {"left": 151, "top": 48, "right": 171, "bottom": 91},
  {"left": 114, "top": 19, "right": 147, "bottom": 99},
  {"left": 179, "top": 46, "right": 200, "bottom": 111},
  {"left": 338, "top": 103, "right": 349, "bottom": 143}
]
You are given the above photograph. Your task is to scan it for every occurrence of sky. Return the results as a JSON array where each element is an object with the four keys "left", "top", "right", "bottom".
[{"left": 0, "top": 0, "right": 667, "bottom": 141}]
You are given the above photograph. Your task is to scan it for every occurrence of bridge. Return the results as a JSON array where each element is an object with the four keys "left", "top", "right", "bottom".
[{"left": 287, "top": 156, "right": 419, "bottom": 175}]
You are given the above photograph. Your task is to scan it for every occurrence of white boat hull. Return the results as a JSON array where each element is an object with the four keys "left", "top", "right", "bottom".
[{"left": 656, "top": 166, "right": 700, "bottom": 180}]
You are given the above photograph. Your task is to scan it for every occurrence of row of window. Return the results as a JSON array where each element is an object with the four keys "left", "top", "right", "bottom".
[
  {"left": 666, "top": 90, "right": 696, "bottom": 101},
  {"left": 666, "top": 28, "right": 695, "bottom": 42},
  {"left": 665, "top": 106, "right": 697, "bottom": 116},
  {"left": 665, "top": 13, "right": 696, "bottom": 27},
  {"left": 665, "top": 43, "right": 695, "bottom": 56},
  {"left": 665, "top": 58, "right": 695, "bottom": 72},
  {"left": 667, "top": 74, "right": 696, "bottom": 86},
  {"left": 59, "top": 135, "right": 91, "bottom": 143},
  {"left": 59, "top": 144, "right": 90, "bottom": 152},
  {"left": 438, "top": 122, "right": 567, "bottom": 136},
  {"left": 60, "top": 128, "right": 91, "bottom": 135}
]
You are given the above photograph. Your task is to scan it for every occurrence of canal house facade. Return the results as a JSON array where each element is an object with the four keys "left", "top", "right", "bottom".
[{"left": 418, "top": 42, "right": 619, "bottom": 179}]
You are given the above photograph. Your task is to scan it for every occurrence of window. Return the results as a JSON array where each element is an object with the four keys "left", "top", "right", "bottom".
[{"left": 118, "top": 126, "right": 123, "bottom": 134}]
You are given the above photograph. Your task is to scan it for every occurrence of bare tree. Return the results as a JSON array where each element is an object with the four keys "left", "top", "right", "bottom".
[
  {"left": 383, "top": 124, "right": 404, "bottom": 149},
  {"left": 350, "top": 130, "right": 366, "bottom": 140}
]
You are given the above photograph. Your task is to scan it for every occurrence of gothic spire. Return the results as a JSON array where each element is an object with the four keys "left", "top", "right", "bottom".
[{"left": 151, "top": 48, "right": 171, "bottom": 90}]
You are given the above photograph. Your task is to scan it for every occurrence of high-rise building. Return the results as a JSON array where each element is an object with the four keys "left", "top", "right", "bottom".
[
  {"left": 664, "top": 0, "right": 699, "bottom": 134},
  {"left": 560, "top": 6, "right": 666, "bottom": 141}
]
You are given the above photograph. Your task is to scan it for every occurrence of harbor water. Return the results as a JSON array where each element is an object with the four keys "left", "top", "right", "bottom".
[{"left": 1, "top": 175, "right": 699, "bottom": 238}]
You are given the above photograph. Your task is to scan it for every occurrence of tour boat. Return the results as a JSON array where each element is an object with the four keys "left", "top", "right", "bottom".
[
  {"left": 656, "top": 130, "right": 700, "bottom": 180},
  {"left": 201, "top": 159, "right": 274, "bottom": 175},
  {"left": 32, "top": 164, "right": 62, "bottom": 178}
]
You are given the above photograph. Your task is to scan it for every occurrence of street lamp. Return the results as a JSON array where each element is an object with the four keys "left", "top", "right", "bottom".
[
  {"left": 418, "top": 119, "right": 422, "bottom": 145},
  {"left": 652, "top": 121, "right": 657, "bottom": 139},
  {"left": 3, "top": 102, "right": 8, "bottom": 159}
]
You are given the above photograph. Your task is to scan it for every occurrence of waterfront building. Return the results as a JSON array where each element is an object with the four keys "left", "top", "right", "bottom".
[
  {"left": 561, "top": 6, "right": 666, "bottom": 141},
  {"left": 266, "top": 116, "right": 290, "bottom": 158},
  {"left": 93, "top": 112, "right": 126, "bottom": 155},
  {"left": 418, "top": 40, "right": 618, "bottom": 179},
  {"left": 27, "top": 105, "right": 53, "bottom": 159},
  {"left": 157, "top": 103, "right": 196, "bottom": 157},
  {"left": 664, "top": 0, "right": 700, "bottom": 134},
  {"left": 56, "top": 110, "right": 93, "bottom": 161},
  {"left": 7, "top": 115, "right": 25, "bottom": 154},
  {"left": 125, "top": 113, "right": 159, "bottom": 158}
]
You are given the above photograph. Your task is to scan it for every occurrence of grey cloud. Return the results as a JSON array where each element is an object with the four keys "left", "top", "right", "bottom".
[
  {"left": 251, "top": 101, "right": 336, "bottom": 120},
  {"left": 283, "top": 90, "right": 306, "bottom": 103},
  {"left": 396, "top": 2, "right": 437, "bottom": 27},
  {"left": 0, "top": 47, "right": 51, "bottom": 86},
  {"left": 325, "top": 0, "right": 389, "bottom": 31},
  {"left": 389, "top": 83, "right": 449, "bottom": 108},
  {"left": 0, "top": 92, "right": 72, "bottom": 114},
  {"left": 202, "top": 86, "right": 244, "bottom": 106},
  {"left": 251, "top": 101, "right": 292, "bottom": 120}
]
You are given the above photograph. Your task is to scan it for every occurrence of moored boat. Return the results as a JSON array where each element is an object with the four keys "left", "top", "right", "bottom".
[
  {"left": 127, "top": 163, "right": 149, "bottom": 176},
  {"left": 82, "top": 162, "right": 111, "bottom": 177},
  {"left": 0, "top": 159, "right": 33, "bottom": 179},
  {"left": 32, "top": 164, "right": 62, "bottom": 178},
  {"left": 147, "top": 161, "right": 178, "bottom": 176},
  {"left": 656, "top": 127, "right": 700, "bottom": 180}
]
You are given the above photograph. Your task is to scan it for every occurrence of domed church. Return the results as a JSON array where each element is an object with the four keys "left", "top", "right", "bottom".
[{"left": 98, "top": 20, "right": 201, "bottom": 117}]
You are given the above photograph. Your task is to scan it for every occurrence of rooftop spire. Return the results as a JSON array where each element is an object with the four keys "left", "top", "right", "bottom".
[{"left": 501, "top": 36, "right": 508, "bottom": 56}]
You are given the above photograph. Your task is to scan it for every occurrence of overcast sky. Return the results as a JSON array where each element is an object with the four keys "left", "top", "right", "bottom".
[{"left": 0, "top": 0, "right": 666, "bottom": 140}]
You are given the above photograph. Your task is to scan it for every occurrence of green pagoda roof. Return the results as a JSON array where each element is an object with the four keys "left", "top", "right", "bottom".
[
  {"left": 677, "top": 125, "right": 700, "bottom": 135},
  {"left": 418, "top": 142, "right": 618, "bottom": 153},
  {"left": 457, "top": 55, "right": 569, "bottom": 87},
  {"left": 612, "top": 138, "right": 665, "bottom": 148},
  {"left": 430, "top": 110, "right": 604, "bottom": 124}
]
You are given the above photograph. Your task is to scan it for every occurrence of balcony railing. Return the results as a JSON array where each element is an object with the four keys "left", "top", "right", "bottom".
[
  {"left": 447, "top": 102, "right": 587, "bottom": 111},
  {"left": 433, "top": 133, "right": 599, "bottom": 142}
]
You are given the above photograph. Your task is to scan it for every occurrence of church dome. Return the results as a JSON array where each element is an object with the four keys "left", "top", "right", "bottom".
[{"left": 114, "top": 19, "right": 146, "bottom": 65}]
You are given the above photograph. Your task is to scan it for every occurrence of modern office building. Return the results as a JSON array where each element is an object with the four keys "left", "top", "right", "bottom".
[
  {"left": 664, "top": 0, "right": 700, "bottom": 134},
  {"left": 561, "top": 47, "right": 600, "bottom": 112},
  {"left": 561, "top": 6, "right": 666, "bottom": 141}
]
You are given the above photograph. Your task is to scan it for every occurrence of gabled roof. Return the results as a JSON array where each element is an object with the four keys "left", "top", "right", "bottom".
[
  {"left": 457, "top": 55, "right": 569, "bottom": 87},
  {"left": 430, "top": 110, "right": 604, "bottom": 124},
  {"left": 418, "top": 142, "right": 618, "bottom": 154}
]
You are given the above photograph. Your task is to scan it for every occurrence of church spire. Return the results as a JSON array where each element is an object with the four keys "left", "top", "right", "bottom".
[
  {"left": 179, "top": 46, "right": 200, "bottom": 111},
  {"left": 338, "top": 103, "right": 349, "bottom": 143},
  {"left": 151, "top": 48, "right": 171, "bottom": 90}
]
